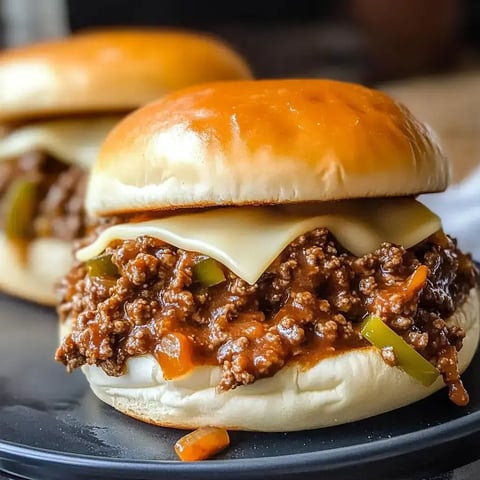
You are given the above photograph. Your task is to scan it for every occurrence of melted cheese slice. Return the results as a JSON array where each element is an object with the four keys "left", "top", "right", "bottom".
[
  {"left": 0, "top": 116, "right": 123, "bottom": 168},
  {"left": 77, "top": 198, "right": 441, "bottom": 285}
]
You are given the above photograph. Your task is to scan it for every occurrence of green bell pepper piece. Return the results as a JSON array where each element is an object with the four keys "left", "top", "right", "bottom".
[
  {"left": 4, "top": 178, "right": 37, "bottom": 240},
  {"left": 361, "top": 314, "right": 439, "bottom": 386},
  {"left": 192, "top": 257, "right": 225, "bottom": 287},
  {"left": 86, "top": 254, "right": 119, "bottom": 278}
]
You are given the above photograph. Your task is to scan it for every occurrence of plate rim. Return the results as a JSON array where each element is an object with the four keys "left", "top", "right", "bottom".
[{"left": 0, "top": 407, "right": 479, "bottom": 475}]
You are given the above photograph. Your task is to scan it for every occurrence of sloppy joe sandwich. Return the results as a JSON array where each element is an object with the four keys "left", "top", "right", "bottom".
[
  {"left": 0, "top": 29, "right": 252, "bottom": 305},
  {"left": 56, "top": 79, "right": 479, "bottom": 431}
]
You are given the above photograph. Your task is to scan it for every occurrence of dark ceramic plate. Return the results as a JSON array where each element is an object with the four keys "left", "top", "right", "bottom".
[{"left": 0, "top": 274, "right": 479, "bottom": 480}]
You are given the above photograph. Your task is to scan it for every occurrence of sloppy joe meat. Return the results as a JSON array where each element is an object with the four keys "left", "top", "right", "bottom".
[
  {"left": 56, "top": 228, "right": 478, "bottom": 405},
  {"left": 0, "top": 150, "right": 87, "bottom": 241}
]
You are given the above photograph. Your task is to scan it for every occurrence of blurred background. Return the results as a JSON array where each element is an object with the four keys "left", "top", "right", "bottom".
[
  {"left": 2, "top": 0, "right": 480, "bottom": 81},
  {"left": 0, "top": 0, "right": 479, "bottom": 255}
]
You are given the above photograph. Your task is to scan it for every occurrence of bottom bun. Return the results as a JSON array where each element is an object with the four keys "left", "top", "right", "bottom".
[
  {"left": 0, "top": 232, "right": 71, "bottom": 305},
  {"left": 79, "top": 288, "right": 480, "bottom": 431}
]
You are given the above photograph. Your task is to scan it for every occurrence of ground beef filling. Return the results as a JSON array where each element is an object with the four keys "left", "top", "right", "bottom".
[
  {"left": 0, "top": 150, "right": 87, "bottom": 241},
  {"left": 56, "top": 229, "right": 478, "bottom": 405}
]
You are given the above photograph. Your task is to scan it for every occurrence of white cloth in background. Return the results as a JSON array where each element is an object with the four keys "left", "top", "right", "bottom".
[{"left": 421, "top": 166, "right": 480, "bottom": 260}]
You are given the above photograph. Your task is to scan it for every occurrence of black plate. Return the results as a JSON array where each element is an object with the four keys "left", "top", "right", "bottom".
[{"left": 0, "top": 281, "right": 479, "bottom": 480}]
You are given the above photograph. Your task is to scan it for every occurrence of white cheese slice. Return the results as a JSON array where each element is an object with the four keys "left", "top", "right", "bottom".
[
  {"left": 77, "top": 198, "right": 441, "bottom": 285},
  {"left": 0, "top": 115, "right": 123, "bottom": 168}
]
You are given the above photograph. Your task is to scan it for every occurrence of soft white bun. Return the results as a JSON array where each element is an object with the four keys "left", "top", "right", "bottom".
[
  {"left": 74, "top": 288, "right": 479, "bottom": 432},
  {"left": 88, "top": 79, "right": 448, "bottom": 216},
  {"left": 0, "top": 233, "right": 71, "bottom": 305},
  {"left": 0, "top": 29, "right": 252, "bottom": 122}
]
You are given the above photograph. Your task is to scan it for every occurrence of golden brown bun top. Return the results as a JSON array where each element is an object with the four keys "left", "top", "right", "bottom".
[
  {"left": 88, "top": 79, "right": 449, "bottom": 216},
  {"left": 0, "top": 29, "right": 253, "bottom": 122}
]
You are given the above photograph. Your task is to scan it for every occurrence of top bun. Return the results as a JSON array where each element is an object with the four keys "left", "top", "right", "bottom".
[
  {"left": 0, "top": 29, "right": 252, "bottom": 122},
  {"left": 88, "top": 79, "right": 449, "bottom": 217}
]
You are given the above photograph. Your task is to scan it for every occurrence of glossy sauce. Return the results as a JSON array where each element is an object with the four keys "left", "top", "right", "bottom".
[{"left": 57, "top": 229, "right": 477, "bottom": 404}]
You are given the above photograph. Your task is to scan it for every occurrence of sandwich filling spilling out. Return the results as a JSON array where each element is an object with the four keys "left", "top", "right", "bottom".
[
  {"left": 55, "top": 201, "right": 478, "bottom": 406},
  {"left": 0, "top": 117, "right": 121, "bottom": 247},
  {"left": 0, "top": 150, "right": 87, "bottom": 242}
]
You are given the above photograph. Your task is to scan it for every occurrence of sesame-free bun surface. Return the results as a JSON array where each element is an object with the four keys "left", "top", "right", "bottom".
[
  {"left": 72, "top": 288, "right": 479, "bottom": 431},
  {"left": 0, "top": 30, "right": 252, "bottom": 122},
  {"left": 88, "top": 79, "right": 449, "bottom": 217},
  {"left": 0, "top": 234, "right": 71, "bottom": 305}
]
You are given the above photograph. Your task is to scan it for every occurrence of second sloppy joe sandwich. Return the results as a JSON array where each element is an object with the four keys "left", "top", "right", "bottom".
[
  {"left": 56, "top": 79, "right": 479, "bottom": 431},
  {"left": 0, "top": 29, "right": 252, "bottom": 305}
]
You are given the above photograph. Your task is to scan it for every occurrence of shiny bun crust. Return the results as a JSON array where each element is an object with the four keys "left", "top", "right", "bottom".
[
  {"left": 0, "top": 234, "right": 72, "bottom": 305},
  {"left": 0, "top": 30, "right": 252, "bottom": 122},
  {"left": 88, "top": 79, "right": 449, "bottom": 216},
  {"left": 75, "top": 288, "right": 479, "bottom": 431}
]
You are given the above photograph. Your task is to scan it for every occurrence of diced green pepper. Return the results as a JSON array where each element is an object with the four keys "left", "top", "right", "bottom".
[
  {"left": 86, "top": 254, "right": 119, "bottom": 278},
  {"left": 361, "top": 315, "right": 439, "bottom": 386},
  {"left": 192, "top": 257, "right": 225, "bottom": 288},
  {"left": 4, "top": 178, "right": 37, "bottom": 241}
]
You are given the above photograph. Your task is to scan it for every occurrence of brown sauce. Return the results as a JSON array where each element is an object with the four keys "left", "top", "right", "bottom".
[
  {"left": 56, "top": 229, "right": 478, "bottom": 404},
  {"left": 0, "top": 150, "right": 88, "bottom": 244}
]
